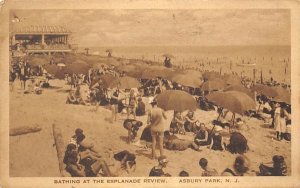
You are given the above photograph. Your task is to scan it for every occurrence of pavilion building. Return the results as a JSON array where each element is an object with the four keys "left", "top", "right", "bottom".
[{"left": 10, "top": 25, "right": 75, "bottom": 56}]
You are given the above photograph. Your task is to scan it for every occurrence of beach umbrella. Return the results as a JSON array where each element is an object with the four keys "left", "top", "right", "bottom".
[
  {"left": 202, "top": 71, "right": 221, "bottom": 81},
  {"left": 273, "top": 87, "right": 291, "bottom": 104},
  {"left": 224, "top": 85, "right": 254, "bottom": 99},
  {"left": 155, "top": 90, "right": 198, "bottom": 112},
  {"left": 162, "top": 54, "right": 175, "bottom": 59},
  {"left": 64, "top": 63, "right": 91, "bottom": 75},
  {"left": 201, "top": 79, "right": 227, "bottom": 91},
  {"left": 27, "top": 57, "right": 48, "bottom": 67},
  {"left": 92, "top": 63, "right": 109, "bottom": 69},
  {"left": 251, "top": 84, "right": 278, "bottom": 97},
  {"left": 43, "top": 64, "right": 65, "bottom": 79},
  {"left": 182, "top": 70, "right": 203, "bottom": 78},
  {"left": 105, "top": 49, "right": 112, "bottom": 53},
  {"left": 116, "top": 64, "right": 137, "bottom": 73},
  {"left": 223, "top": 74, "right": 242, "bottom": 86},
  {"left": 57, "top": 63, "right": 66, "bottom": 67},
  {"left": 109, "top": 76, "right": 141, "bottom": 89},
  {"left": 170, "top": 74, "right": 203, "bottom": 88},
  {"left": 206, "top": 91, "right": 256, "bottom": 115},
  {"left": 90, "top": 74, "right": 117, "bottom": 88}
]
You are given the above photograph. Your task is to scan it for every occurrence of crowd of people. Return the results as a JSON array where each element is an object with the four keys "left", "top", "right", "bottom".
[{"left": 10, "top": 55, "right": 291, "bottom": 177}]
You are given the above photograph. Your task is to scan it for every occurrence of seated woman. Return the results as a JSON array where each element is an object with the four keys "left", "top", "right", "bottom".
[
  {"left": 66, "top": 90, "right": 78, "bottom": 104},
  {"left": 184, "top": 111, "right": 199, "bottom": 133},
  {"left": 170, "top": 111, "right": 185, "bottom": 135},
  {"left": 112, "top": 150, "right": 136, "bottom": 174},
  {"left": 259, "top": 155, "right": 287, "bottom": 176},
  {"left": 226, "top": 131, "right": 249, "bottom": 154},
  {"left": 221, "top": 155, "right": 250, "bottom": 176},
  {"left": 209, "top": 126, "right": 226, "bottom": 151},
  {"left": 63, "top": 143, "right": 115, "bottom": 177},
  {"left": 194, "top": 123, "right": 210, "bottom": 146}
]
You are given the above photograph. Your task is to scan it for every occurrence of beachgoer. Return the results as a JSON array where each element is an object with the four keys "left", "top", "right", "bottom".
[
  {"left": 164, "top": 131, "right": 200, "bottom": 151},
  {"left": 259, "top": 155, "right": 287, "bottom": 176},
  {"left": 194, "top": 123, "right": 210, "bottom": 146},
  {"left": 63, "top": 143, "right": 114, "bottom": 177},
  {"left": 127, "top": 89, "right": 137, "bottom": 119},
  {"left": 221, "top": 155, "right": 250, "bottom": 176},
  {"left": 147, "top": 99, "right": 167, "bottom": 159},
  {"left": 226, "top": 131, "right": 249, "bottom": 154},
  {"left": 184, "top": 111, "right": 199, "bottom": 133},
  {"left": 113, "top": 150, "right": 136, "bottom": 174},
  {"left": 123, "top": 119, "right": 143, "bottom": 144},
  {"left": 179, "top": 170, "right": 189, "bottom": 177},
  {"left": 209, "top": 126, "right": 225, "bottom": 151},
  {"left": 136, "top": 97, "right": 146, "bottom": 116},
  {"left": 199, "top": 158, "right": 219, "bottom": 176},
  {"left": 149, "top": 156, "right": 171, "bottom": 177},
  {"left": 170, "top": 111, "right": 185, "bottom": 135},
  {"left": 110, "top": 88, "right": 120, "bottom": 122},
  {"left": 274, "top": 103, "right": 287, "bottom": 140}
]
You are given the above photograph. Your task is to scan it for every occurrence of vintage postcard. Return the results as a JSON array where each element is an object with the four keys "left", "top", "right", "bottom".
[{"left": 0, "top": 0, "right": 300, "bottom": 187}]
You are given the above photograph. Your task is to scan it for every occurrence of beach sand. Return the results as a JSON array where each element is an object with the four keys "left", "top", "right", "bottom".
[{"left": 9, "top": 79, "right": 291, "bottom": 177}]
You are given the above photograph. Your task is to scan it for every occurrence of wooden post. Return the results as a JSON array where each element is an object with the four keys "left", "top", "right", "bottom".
[
  {"left": 253, "top": 69, "right": 256, "bottom": 84},
  {"left": 260, "top": 69, "right": 263, "bottom": 84},
  {"left": 10, "top": 125, "right": 42, "bottom": 136},
  {"left": 52, "top": 123, "right": 67, "bottom": 177}
]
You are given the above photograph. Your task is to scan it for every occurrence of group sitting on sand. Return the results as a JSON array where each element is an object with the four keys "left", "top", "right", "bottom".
[{"left": 12, "top": 55, "right": 291, "bottom": 176}]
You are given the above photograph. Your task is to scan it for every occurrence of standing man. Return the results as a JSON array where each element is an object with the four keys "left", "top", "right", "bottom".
[{"left": 147, "top": 99, "right": 167, "bottom": 159}]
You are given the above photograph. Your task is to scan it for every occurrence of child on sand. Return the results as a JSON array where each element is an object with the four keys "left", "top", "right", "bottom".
[
  {"left": 149, "top": 156, "right": 171, "bottom": 177},
  {"left": 199, "top": 158, "right": 218, "bottom": 176}
]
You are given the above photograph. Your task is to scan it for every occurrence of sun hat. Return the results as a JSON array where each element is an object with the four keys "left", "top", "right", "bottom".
[
  {"left": 214, "top": 126, "right": 223, "bottom": 132},
  {"left": 158, "top": 155, "right": 168, "bottom": 164}
]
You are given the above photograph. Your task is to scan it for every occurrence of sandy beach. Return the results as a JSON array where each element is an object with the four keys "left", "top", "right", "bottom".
[{"left": 9, "top": 77, "right": 291, "bottom": 177}]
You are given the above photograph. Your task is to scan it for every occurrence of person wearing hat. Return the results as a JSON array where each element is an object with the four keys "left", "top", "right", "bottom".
[
  {"left": 147, "top": 99, "right": 167, "bottom": 159},
  {"left": 209, "top": 126, "right": 225, "bottom": 151},
  {"left": 149, "top": 156, "right": 171, "bottom": 177}
]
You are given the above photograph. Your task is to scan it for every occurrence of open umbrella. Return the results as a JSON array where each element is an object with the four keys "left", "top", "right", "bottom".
[
  {"left": 224, "top": 85, "right": 254, "bottom": 99},
  {"left": 170, "top": 74, "right": 203, "bottom": 88},
  {"left": 162, "top": 54, "right": 175, "bottom": 59},
  {"left": 90, "top": 74, "right": 117, "bottom": 88},
  {"left": 202, "top": 71, "right": 221, "bottom": 81},
  {"left": 109, "top": 76, "right": 141, "bottom": 89},
  {"left": 223, "top": 74, "right": 242, "bottom": 86},
  {"left": 273, "top": 87, "right": 291, "bottom": 104},
  {"left": 206, "top": 91, "right": 256, "bottom": 115},
  {"left": 201, "top": 79, "right": 227, "bottom": 91},
  {"left": 116, "top": 64, "right": 137, "bottom": 73},
  {"left": 251, "top": 84, "right": 278, "bottom": 97},
  {"left": 64, "top": 63, "right": 91, "bottom": 75},
  {"left": 43, "top": 64, "right": 65, "bottom": 79},
  {"left": 155, "top": 90, "right": 198, "bottom": 112}
]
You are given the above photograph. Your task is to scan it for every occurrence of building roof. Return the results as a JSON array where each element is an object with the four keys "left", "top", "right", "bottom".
[{"left": 13, "top": 25, "right": 71, "bottom": 34}]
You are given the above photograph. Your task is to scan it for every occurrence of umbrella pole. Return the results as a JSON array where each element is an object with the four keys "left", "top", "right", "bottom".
[
  {"left": 209, "top": 108, "right": 222, "bottom": 136},
  {"left": 230, "top": 113, "right": 235, "bottom": 133}
]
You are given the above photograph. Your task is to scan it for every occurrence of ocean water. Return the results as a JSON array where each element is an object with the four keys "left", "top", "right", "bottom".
[{"left": 79, "top": 45, "right": 291, "bottom": 83}]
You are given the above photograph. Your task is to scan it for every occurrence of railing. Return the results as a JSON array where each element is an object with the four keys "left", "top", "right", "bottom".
[{"left": 26, "top": 44, "right": 71, "bottom": 50}]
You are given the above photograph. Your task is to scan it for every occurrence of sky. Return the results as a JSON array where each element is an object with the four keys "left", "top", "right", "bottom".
[{"left": 10, "top": 9, "right": 290, "bottom": 47}]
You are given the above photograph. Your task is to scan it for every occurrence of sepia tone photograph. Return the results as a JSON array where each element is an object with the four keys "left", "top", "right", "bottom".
[{"left": 1, "top": 0, "right": 300, "bottom": 187}]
